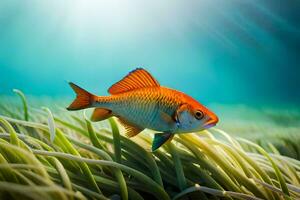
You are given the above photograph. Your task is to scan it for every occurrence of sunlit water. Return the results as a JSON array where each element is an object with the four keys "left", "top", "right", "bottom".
[{"left": 0, "top": 1, "right": 299, "bottom": 105}]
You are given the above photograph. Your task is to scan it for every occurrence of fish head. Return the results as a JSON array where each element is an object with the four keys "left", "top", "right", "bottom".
[{"left": 176, "top": 98, "right": 219, "bottom": 133}]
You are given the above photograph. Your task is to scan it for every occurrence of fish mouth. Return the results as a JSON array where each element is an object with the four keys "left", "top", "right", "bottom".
[
  {"left": 203, "top": 116, "right": 219, "bottom": 129},
  {"left": 203, "top": 122, "right": 216, "bottom": 129}
]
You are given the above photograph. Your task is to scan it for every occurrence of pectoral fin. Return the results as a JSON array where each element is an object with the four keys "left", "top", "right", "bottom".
[
  {"left": 160, "top": 111, "right": 174, "bottom": 124},
  {"left": 152, "top": 132, "right": 174, "bottom": 152},
  {"left": 160, "top": 111, "right": 180, "bottom": 127}
]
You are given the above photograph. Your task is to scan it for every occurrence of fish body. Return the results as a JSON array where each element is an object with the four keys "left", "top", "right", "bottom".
[
  {"left": 67, "top": 68, "right": 218, "bottom": 151},
  {"left": 94, "top": 87, "right": 180, "bottom": 132}
]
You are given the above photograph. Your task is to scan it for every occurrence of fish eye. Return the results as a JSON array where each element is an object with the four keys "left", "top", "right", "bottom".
[{"left": 195, "top": 110, "right": 204, "bottom": 120}]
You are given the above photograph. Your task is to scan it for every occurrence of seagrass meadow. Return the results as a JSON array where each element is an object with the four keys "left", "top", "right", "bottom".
[{"left": 0, "top": 91, "right": 299, "bottom": 200}]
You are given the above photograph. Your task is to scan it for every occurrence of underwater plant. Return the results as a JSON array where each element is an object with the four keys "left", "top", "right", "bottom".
[{"left": 0, "top": 91, "right": 299, "bottom": 200}]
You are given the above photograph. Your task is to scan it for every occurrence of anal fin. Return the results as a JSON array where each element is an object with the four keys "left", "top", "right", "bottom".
[
  {"left": 118, "top": 117, "right": 144, "bottom": 137},
  {"left": 152, "top": 132, "right": 174, "bottom": 152},
  {"left": 91, "top": 108, "right": 112, "bottom": 122}
]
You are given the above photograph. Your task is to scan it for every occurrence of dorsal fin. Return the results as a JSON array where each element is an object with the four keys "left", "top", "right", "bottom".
[{"left": 108, "top": 68, "right": 160, "bottom": 95}]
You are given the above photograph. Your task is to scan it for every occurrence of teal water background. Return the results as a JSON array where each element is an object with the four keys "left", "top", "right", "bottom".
[{"left": 0, "top": 0, "right": 299, "bottom": 105}]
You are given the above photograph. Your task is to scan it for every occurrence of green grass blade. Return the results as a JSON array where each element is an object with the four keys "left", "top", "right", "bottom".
[
  {"left": 172, "top": 184, "right": 264, "bottom": 200},
  {"left": 13, "top": 89, "right": 29, "bottom": 121},
  {"left": 33, "top": 150, "right": 170, "bottom": 200},
  {"left": 0, "top": 117, "right": 19, "bottom": 146},
  {"left": 84, "top": 115, "right": 105, "bottom": 150},
  {"left": 55, "top": 129, "right": 102, "bottom": 194},
  {"left": 42, "top": 107, "right": 56, "bottom": 142},
  {"left": 238, "top": 138, "right": 291, "bottom": 199},
  {"left": 167, "top": 142, "right": 187, "bottom": 191},
  {"left": 108, "top": 118, "right": 121, "bottom": 163}
]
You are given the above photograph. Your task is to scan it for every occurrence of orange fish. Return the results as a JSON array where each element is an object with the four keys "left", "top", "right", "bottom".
[{"left": 67, "top": 68, "right": 218, "bottom": 151}]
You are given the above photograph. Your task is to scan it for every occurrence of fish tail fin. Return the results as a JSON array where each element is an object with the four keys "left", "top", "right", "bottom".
[
  {"left": 152, "top": 132, "right": 174, "bottom": 152},
  {"left": 67, "top": 82, "right": 97, "bottom": 111}
]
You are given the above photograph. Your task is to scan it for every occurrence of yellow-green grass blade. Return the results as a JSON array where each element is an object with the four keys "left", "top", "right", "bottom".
[
  {"left": 33, "top": 149, "right": 170, "bottom": 200},
  {"left": 13, "top": 89, "right": 29, "bottom": 121},
  {"left": 172, "top": 184, "right": 264, "bottom": 200},
  {"left": 167, "top": 142, "right": 187, "bottom": 191},
  {"left": 109, "top": 118, "right": 122, "bottom": 163},
  {"left": 238, "top": 138, "right": 291, "bottom": 199}
]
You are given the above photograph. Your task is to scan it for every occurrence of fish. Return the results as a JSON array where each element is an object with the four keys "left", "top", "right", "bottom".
[{"left": 67, "top": 68, "right": 218, "bottom": 151}]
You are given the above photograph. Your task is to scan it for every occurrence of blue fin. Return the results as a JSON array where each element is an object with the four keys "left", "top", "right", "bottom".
[{"left": 152, "top": 133, "right": 174, "bottom": 152}]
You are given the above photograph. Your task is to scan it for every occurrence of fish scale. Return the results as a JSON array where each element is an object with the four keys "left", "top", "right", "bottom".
[
  {"left": 121, "top": 88, "right": 159, "bottom": 128},
  {"left": 104, "top": 87, "right": 177, "bottom": 130}
]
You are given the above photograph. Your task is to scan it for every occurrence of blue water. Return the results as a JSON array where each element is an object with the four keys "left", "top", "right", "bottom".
[{"left": 0, "top": 0, "right": 299, "bottom": 105}]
